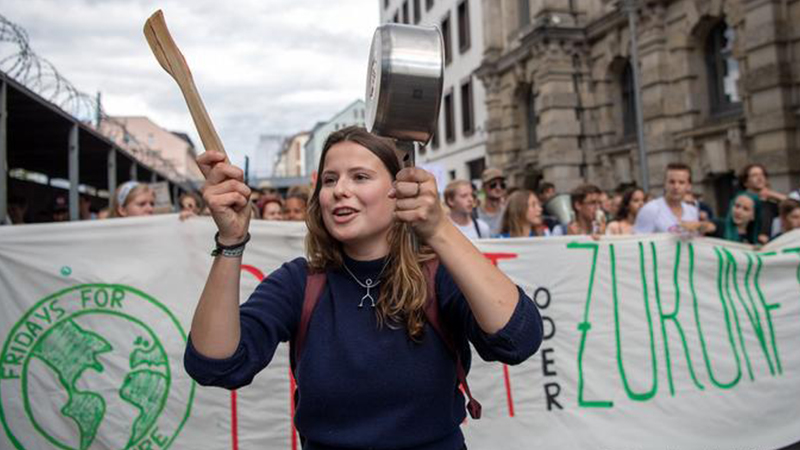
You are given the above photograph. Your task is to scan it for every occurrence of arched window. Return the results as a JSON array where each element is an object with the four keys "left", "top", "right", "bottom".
[
  {"left": 621, "top": 61, "right": 637, "bottom": 138},
  {"left": 705, "top": 21, "right": 741, "bottom": 114}
]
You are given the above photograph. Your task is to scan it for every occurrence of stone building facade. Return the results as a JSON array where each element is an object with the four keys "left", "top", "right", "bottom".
[{"left": 476, "top": 0, "right": 799, "bottom": 214}]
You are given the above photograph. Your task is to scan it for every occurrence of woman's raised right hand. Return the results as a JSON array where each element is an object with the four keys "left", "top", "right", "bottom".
[{"left": 197, "top": 151, "right": 252, "bottom": 245}]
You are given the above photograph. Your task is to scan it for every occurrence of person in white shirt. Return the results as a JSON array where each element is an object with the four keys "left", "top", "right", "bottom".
[
  {"left": 634, "top": 162, "right": 700, "bottom": 234},
  {"left": 445, "top": 180, "right": 490, "bottom": 239}
]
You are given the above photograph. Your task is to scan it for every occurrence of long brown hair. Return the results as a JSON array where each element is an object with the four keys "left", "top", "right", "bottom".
[
  {"left": 615, "top": 187, "right": 644, "bottom": 222},
  {"left": 305, "top": 126, "right": 433, "bottom": 340},
  {"left": 500, "top": 189, "right": 539, "bottom": 237}
]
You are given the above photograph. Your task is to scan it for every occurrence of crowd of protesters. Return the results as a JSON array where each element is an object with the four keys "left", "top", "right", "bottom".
[
  {"left": 443, "top": 162, "right": 800, "bottom": 245},
  {"left": 180, "top": 184, "right": 312, "bottom": 222},
  {"left": 4, "top": 158, "right": 800, "bottom": 247},
  {"left": 2, "top": 179, "right": 313, "bottom": 225}
]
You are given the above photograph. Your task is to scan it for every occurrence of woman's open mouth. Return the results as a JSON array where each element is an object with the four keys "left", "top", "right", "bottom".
[{"left": 332, "top": 206, "right": 359, "bottom": 224}]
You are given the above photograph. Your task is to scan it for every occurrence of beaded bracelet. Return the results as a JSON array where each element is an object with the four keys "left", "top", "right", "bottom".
[{"left": 211, "top": 232, "right": 251, "bottom": 258}]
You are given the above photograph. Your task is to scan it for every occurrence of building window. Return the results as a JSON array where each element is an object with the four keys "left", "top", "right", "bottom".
[
  {"left": 525, "top": 86, "right": 537, "bottom": 148},
  {"left": 621, "top": 61, "right": 637, "bottom": 138},
  {"left": 441, "top": 13, "right": 452, "bottom": 65},
  {"left": 449, "top": 170, "right": 456, "bottom": 180},
  {"left": 457, "top": 0, "right": 471, "bottom": 53},
  {"left": 460, "top": 79, "right": 474, "bottom": 136},
  {"left": 467, "top": 157, "right": 485, "bottom": 184},
  {"left": 393, "top": 10, "right": 399, "bottom": 23},
  {"left": 706, "top": 21, "right": 741, "bottom": 115},
  {"left": 431, "top": 128, "right": 440, "bottom": 149},
  {"left": 402, "top": 1, "right": 409, "bottom": 23},
  {"left": 426, "top": 0, "right": 434, "bottom": 11},
  {"left": 413, "top": 0, "right": 421, "bottom": 24},
  {"left": 518, "top": 0, "right": 530, "bottom": 29},
  {"left": 384, "top": 0, "right": 390, "bottom": 10},
  {"left": 444, "top": 89, "right": 455, "bottom": 142}
]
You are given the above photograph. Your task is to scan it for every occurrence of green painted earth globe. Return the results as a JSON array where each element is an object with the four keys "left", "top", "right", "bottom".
[{"left": 23, "top": 312, "right": 170, "bottom": 450}]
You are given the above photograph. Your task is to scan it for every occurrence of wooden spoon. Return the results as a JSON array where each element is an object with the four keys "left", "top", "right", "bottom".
[{"left": 143, "top": 10, "right": 227, "bottom": 159}]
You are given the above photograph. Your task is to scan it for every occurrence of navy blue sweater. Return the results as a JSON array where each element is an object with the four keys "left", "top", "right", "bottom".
[{"left": 184, "top": 256, "right": 543, "bottom": 450}]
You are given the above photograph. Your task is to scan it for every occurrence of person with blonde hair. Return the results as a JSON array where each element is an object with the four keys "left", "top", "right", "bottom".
[
  {"left": 184, "top": 126, "right": 543, "bottom": 450},
  {"left": 444, "top": 179, "right": 489, "bottom": 239},
  {"left": 498, "top": 190, "right": 550, "bottom": 237},
  {"left": 112, "top": 181, "right": 154, "bottom": 218}
]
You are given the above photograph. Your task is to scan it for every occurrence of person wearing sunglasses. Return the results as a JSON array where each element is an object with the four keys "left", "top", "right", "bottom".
[{"left": 477, "top": 167, "right": 507, "bottom": 235}]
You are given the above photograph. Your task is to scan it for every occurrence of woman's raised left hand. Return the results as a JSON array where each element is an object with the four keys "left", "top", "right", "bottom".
[{"left": 390, "top": 167, "right": 447, "bottom": 241}]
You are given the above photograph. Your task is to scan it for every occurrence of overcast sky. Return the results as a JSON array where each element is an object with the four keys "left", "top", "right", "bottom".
[{"left": 2, "top": 0, "right": 379, "bottom": 171}]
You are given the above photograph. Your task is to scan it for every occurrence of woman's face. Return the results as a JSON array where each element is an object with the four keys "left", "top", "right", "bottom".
[
  {"left": 120, "top": 191, "right": 155, "bottom": 217},
  {"left": 181, "top": 197, "right": 198, "bottom": 213},
  {"left": 746, "top": 166, "right": 767, "bottom": 191},
  {"left": 629, "top": 190, "right": 646, "bottom": 216},
  {"left": 732, "top": 195, "right": 755, "bottom": 226},
  {"left": 525, "top": 194, "right": 543, "bottom": 226},
  {"left": 283, "top": 198, "right": 306, "bottom": 221},
  {"left": 318, "top": 141, "right": 395, "bottom": 258},
  {"left": 783, "top": 208, "right": 800, "bottom": 231},
  {"left": 263, "top": 202, "right": 283, "bottom": 220}
]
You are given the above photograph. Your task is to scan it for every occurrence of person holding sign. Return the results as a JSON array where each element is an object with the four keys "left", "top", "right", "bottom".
[
  {"left": 184, "top": 126, "right": 543, "bottom": 450},
  {"left": 634, "top": 163, "right": 699, "bottom": 234},
  {"left": 699, "top": 191, "right": 763, "bottom": 245}
]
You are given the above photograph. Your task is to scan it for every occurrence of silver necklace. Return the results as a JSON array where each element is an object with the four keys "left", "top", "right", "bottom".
[{"left": 342, "top": 259, "right": 390, "bottom": 308}]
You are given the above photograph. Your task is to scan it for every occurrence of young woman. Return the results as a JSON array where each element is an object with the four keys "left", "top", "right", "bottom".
[
  {"left": 113, "top": 181, "right": 155, "bottom": 217},
  {"left": 178, "top": 191, "right": 203, "bottom": 220},
  {"left": 259, "top": 195, "right": 284, "bottom": 220},
  {"left": 180, "top": 192, "right": 202, "bottom": 214},
  {"left": 497, "top": 190, "right": 549, "bottom": 237},
  {"left": 284, "top": 185, "right": 310, "bottom": 221},
  {"left": 701, "top": 191, "right": 762, "bottom": 244},
  {"left": 605, "top": 187, "right": 645, "bottom": 235},
  {"left": 184, "top": 127, "right": 543, "bottom": 450},
  {"left": 774, "top": 198, "right": 800, "bottom": 239}
]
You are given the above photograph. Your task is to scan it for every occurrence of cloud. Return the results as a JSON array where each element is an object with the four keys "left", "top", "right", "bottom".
[{"left": 2, "top": 0, "right": 379, "bottom": 170}]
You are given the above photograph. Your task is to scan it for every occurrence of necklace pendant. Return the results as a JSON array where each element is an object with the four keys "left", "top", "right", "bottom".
[
  {"left": 358, "top": 287, "right": 376, "bottom": 308},
  {"left": 343, "top": 261, "right": 386, "bottom": 309},
  {"left": 358, "top": 293, "right": 375, "bottom": 308}
]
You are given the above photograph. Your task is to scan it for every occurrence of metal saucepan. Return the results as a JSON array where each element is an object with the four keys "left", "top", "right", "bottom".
[{"left": 365, "top": 23, "right": 444, "bottom": 147}]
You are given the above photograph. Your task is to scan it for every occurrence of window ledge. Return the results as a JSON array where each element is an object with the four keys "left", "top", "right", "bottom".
[{"left": 674, "top": 113, "right": 744, "bottom": 141}]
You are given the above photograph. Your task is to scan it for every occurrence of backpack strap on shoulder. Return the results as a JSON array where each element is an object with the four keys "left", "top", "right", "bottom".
[
  {"left": 291, "top": 271, "right": 327, "bottom": 375},
  {"left": 472, "top": 217, "right": 482, "bottom": 238},
  {"left": 421, "top": 259, "right": 483, "bottom": 419}
]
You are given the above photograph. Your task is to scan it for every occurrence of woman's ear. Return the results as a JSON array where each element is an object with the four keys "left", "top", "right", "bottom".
[{"left": 117, "top": 205, "right": 127, "bottom": 217}]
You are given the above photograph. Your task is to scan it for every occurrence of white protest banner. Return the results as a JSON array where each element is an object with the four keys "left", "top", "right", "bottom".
[{"left": 1, "top": 216, "right": 799, "bottom": 450}]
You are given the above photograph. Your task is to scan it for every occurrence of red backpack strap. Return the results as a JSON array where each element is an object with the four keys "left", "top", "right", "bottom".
[
  {"left": 422, "top": 259, "right": 482, "bottom": 419},
  {"left": 291, "top": 271, "right": 327, "bottom": 374}
]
